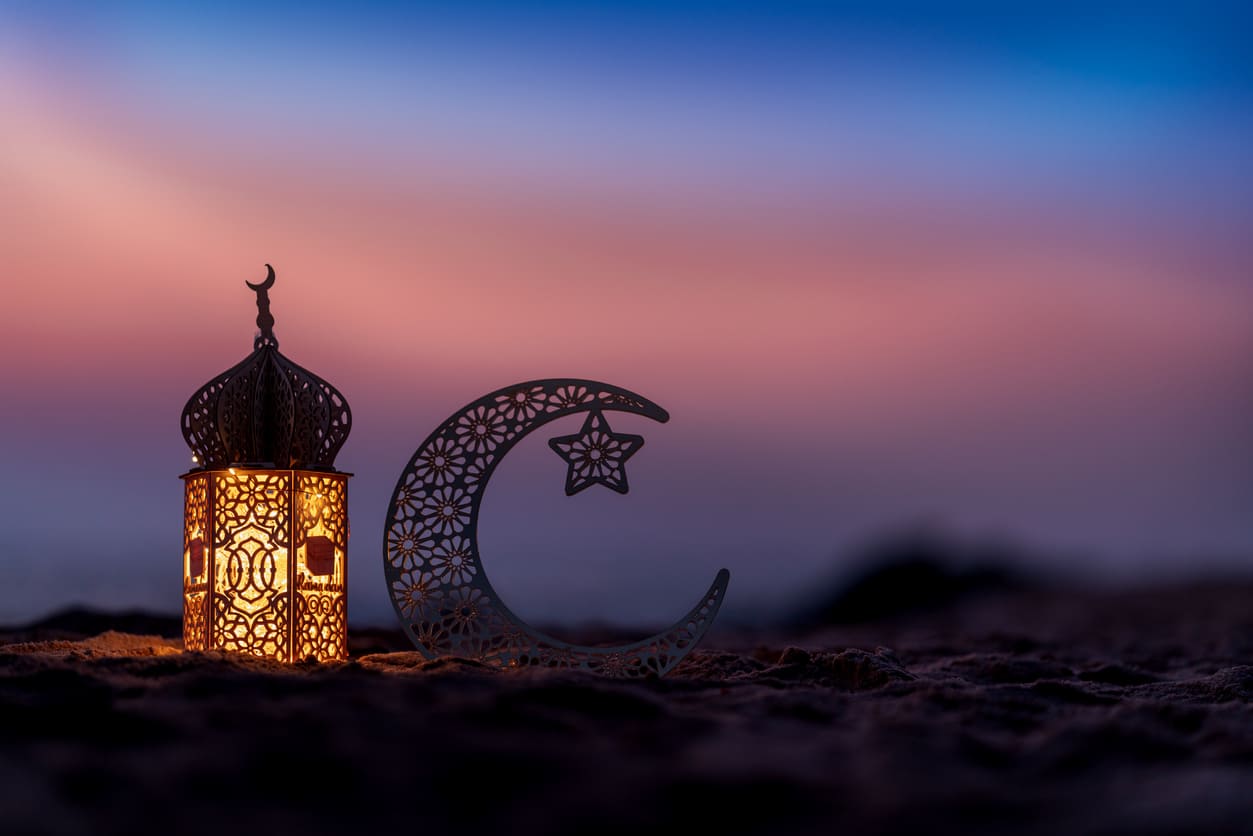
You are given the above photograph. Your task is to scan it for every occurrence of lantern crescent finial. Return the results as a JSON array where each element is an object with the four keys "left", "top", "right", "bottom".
[{"left": 246, "top": 263, "right": 277, "bottom": 347}]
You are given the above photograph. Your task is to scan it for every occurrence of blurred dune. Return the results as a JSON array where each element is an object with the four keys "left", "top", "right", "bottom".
[{"left": 788, "top": 529, "right": 1035, "bottom": 627}]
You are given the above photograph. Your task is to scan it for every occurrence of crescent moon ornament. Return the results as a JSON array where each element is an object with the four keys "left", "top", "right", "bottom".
[
  {"left": 384, "top": 379, "right": 730, "bottom": 677},
  {"left": 244, "top": 262, "right": 277, "bottom": 292},
  {"left": 245, "top": 263, "right": 277, "bottom": 345}
]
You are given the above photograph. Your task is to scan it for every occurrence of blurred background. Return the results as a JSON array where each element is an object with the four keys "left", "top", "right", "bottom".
[{"left": 1, "top": 1, "right": 1251, "bottom": 627}]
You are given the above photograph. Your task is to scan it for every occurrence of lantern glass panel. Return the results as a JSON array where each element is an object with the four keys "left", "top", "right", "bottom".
[
  {"left": 213, "top": 470, "right": 292, "bottom": 660},
  {"left": 182, "top": 473, "right": 210, "bottom": 651},
  {"left": 295, "top": 472, "right": 348, "bottom": 660}
]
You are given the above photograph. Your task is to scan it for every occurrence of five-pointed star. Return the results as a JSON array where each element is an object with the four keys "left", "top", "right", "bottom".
[{"left": 548, "top": 411, "right": 645, "bottom": 495}]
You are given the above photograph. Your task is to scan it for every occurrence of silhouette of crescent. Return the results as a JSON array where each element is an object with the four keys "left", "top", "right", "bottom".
[
  {"left": 383, "top": 379, "right": 730, "bottom": 677},
  {"left": 245, "top": 263, "right": 276, "bottom": 291}
]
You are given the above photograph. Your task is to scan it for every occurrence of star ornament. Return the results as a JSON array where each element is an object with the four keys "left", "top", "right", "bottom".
[{"left": 548, "top": 411, "right": 645, "bottom": 495}]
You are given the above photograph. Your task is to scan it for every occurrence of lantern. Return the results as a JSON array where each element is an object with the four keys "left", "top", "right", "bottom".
[{"left": 179, "top": 266, "right": 352, "bottom": 661}]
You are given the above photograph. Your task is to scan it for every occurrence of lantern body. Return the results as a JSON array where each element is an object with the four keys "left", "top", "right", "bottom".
[{"left": 182, "top": 468, "right": 348, "bottom": 661}]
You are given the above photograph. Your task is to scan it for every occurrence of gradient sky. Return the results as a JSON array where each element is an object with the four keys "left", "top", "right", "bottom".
[{"left": 2, "top": 2, "right": 1252, "bottom": 626}]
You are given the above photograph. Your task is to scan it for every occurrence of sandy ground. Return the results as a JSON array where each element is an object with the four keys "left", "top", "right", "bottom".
[{"left": 0, "top": 583, "right": 1250, "bottom": 836}]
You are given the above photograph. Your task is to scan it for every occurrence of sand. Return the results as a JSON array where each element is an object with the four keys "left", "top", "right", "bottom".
[{"left": 0, "top": 582, "right": 1249, "bottom": 836}]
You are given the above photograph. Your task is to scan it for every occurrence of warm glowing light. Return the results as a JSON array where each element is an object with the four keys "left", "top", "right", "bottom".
[{"left": 182, "top": 468, "right": 348, "bottom": 662}]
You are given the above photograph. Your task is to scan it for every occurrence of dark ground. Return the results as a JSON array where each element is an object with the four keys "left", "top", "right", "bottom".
[{"left": 0, "top": 580, "right": 1250, "bottom": 836}]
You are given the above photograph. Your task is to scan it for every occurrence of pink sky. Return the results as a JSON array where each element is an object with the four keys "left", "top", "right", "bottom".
[{"left": 2, "top": 14, "right": 1252, "bottom": 624}]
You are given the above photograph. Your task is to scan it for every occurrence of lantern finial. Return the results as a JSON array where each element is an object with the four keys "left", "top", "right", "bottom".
[
  {"left": 246, "top": 263, "right": 277, "bottom": 348},
  {"left": 182, "top": 264, "right": 352, "bottom": 471}
]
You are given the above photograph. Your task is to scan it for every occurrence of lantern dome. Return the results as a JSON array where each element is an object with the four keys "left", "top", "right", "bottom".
[{"left": 181, "top": 265, "right": 351, "bottom": 471}]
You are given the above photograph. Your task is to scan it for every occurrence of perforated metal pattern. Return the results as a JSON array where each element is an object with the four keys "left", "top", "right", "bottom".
[{"left": 384, "top": 379, "right": 729, "bottom": 678}]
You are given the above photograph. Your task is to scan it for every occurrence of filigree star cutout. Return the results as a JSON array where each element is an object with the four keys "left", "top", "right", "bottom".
[{"left": 548, "top": 411, "right": 645, "bottom": 495}]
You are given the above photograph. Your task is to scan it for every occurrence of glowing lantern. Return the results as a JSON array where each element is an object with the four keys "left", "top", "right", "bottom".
[{"left": 179, "top": 266, "right": 352, "bottom": 661}]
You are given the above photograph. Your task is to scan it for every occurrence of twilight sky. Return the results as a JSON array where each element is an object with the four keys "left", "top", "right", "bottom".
[{"left": 1, "top": 2, "right": 1252, "bottom": 625}]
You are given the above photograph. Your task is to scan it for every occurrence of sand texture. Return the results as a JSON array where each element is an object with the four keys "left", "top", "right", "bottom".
[{"left": 0, "top": 583, "right": 1250, "bottom": 836}]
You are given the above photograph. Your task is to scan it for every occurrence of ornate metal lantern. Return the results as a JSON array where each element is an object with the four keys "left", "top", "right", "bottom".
[{"left": 179, "top": 266, "right": 351, "bottom": 661}]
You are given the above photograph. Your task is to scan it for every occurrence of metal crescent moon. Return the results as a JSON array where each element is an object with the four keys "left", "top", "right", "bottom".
[
  {"left": 383, "top": 379, "right": 730, "bottom": 677},
  {"left": 245, "top": 263, "right": 276, "bottom": 291}
]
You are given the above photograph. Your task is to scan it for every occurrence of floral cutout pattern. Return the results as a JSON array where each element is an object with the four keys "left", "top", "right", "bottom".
[
  {"left": 387, "top": 519, "right": 434, "bottom": 570},
  {"left": 496, "top": 385, "right": 547, "bottom": 425},
  {"left": 455, "top": 405, "right": 507, "bottom": 454},
  {"left": 413, "top": 437, "right": 466, "bottom": 486},
  {"left": 431, "top": 536, "right": 476, "bottom": 585},
  {"left": 420, "top": 487, "right": 472, "bottom": 536}
]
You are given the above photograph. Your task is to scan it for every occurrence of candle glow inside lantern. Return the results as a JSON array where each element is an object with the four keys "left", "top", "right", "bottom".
[{"left": 180, "top": 266, "right": 351, "bottom": 661}]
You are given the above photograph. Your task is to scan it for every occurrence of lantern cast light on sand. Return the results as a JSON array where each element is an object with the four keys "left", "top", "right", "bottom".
[{"left": 180, "top": 266, "right": 351, "bottom": 662}]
